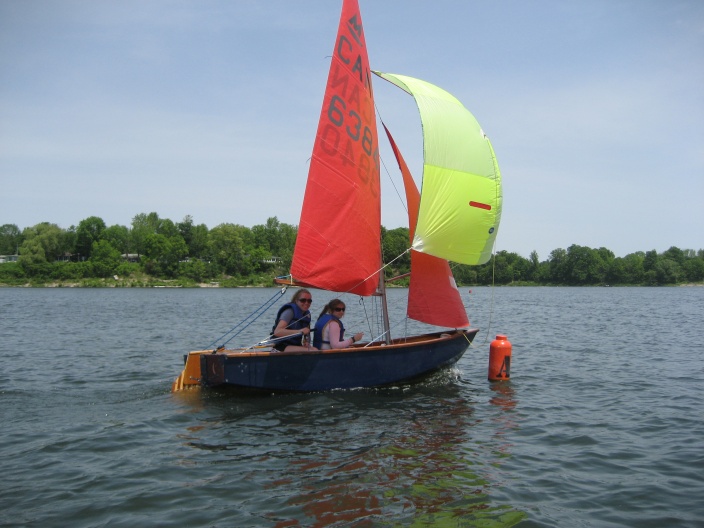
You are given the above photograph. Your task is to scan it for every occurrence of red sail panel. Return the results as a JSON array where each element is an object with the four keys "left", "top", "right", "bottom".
[
  {"left": 290, "top": 0, "right": 381, "bottom": 296},
  {"left": 383, "top": 125, "right": 469, "bottom": 328}
]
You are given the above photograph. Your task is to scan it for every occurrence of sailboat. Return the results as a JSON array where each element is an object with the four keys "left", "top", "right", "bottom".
[{"left": 172, "top": 0, "right": 502, "bottom": 392}]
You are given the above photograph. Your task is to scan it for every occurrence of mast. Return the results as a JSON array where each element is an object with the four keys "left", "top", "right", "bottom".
[{"left": 378, "top": 264, "right": 391, "bottom": 345}]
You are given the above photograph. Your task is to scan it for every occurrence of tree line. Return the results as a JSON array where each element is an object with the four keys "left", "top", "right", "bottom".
[{"left": 1, "top": 213, "right": 702, "bottom": 286}]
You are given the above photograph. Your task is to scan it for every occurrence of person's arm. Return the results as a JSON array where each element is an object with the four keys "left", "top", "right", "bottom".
[
  {"left": 328, "top": 321, "right": 355, "bottom": 349},
  {"left": 273, "top": 309, "right": 308, "bottom": 338}
]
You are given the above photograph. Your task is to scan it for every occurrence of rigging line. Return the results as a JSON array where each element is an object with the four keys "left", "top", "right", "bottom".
[
  {"left": 374, "top": 110, "right": 409, "bottom": 215},
  {"left": 352, "top": 297, "right": 383, "bottom": 336},
  {"left": 360, "top": 316, "right": 410, "bottom": 347},
  {"left": 379, "top": 147, "right": 407, "bottom": 214},
  {"left": 338, "top": 247, "right": 411, "bottom": 298},
  {"left": 442, "top": 244, "right": 499, "bottom": 347},
  {"left": 206, "top": 287, "right": 287, "bottom": 349},
  {"left": 358, "top": 296, "right": 375, "bottom": 339},
  {"left": 244, "top": 303, "right": 315, "bottom": 351},
  {"left": 477, "top": 238, "right": 499, "bottom": 345},
  {"left": 242, "top": 332, "right": 305, "bottom": 351}
]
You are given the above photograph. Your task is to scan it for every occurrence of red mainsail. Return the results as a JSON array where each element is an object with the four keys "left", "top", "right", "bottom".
[
  {"left": 291, "top": 0, "right": 380, "bottom": 296},
  {"left": 383, "top": 124, "right": 469, "bottom": 328}
]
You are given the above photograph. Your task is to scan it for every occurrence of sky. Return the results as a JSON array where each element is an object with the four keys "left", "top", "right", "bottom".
[{"left": 1, "top": 1, "right": 702, "bottom": 260}]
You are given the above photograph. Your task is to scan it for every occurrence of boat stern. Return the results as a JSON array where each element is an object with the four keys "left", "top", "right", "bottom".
[{"left": 171, "top": 350, "right": 208, "bottom": 392}]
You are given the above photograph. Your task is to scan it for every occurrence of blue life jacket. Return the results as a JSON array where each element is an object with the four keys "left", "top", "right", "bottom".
[
  {"left": 313, "top": 313, "right": 345, "bottom": 349},
  {"left": 271, "top": 302, "right": 311, "bottom": 348}
]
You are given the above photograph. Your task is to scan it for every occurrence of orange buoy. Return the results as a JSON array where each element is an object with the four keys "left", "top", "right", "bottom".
[{"left": 488, "top": 334, "right": 512, "bottom": 381}]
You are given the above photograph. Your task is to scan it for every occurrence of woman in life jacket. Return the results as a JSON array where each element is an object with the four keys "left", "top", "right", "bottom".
[
  {"left": 313, "top": 299, "right": 363, "bottom": 350},
  {"left": 271, "top": 289, "right": 317, "bottom": 352}
]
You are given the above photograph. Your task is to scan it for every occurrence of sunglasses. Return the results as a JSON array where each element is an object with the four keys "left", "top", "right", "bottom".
[
  {"left": 298, "top": 298, "right": 312, "bottom": 304},
  {"left": 333, "top": 307, "right": 345, "bottom": 312}
]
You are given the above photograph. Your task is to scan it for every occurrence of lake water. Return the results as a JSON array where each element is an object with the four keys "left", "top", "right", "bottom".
[{"left": 1, "top": 286, "right": 702, "bottom": 527}]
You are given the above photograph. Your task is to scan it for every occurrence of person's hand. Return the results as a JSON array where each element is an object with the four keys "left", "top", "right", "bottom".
[{"left": 354, "top": 332, "right": 363, "bottom": 342}]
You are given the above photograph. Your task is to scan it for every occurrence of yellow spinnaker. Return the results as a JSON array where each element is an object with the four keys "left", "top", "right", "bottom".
[{"left": 374, "top": 72, "right": 502, "bottom": 265}]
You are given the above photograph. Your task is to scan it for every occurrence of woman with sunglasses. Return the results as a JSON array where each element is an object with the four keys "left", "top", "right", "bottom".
[
  {"left": 271, "top": 289, "right": 317, "bottom": 352},
  {"left": 312, "top": 299, "right": 364, "bottom": 350}
]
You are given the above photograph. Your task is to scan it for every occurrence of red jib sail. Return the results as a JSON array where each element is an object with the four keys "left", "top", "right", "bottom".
[
  {"left": 290, "top": 0, "right": 380, "bottom": 296},
  {"left": 383, "top": 124, "right": 470, "bottom": 328}
]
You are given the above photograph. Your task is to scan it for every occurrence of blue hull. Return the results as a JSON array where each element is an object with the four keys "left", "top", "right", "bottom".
[{"left": 199, "top": 329, "right": 477, "bottom": 392}]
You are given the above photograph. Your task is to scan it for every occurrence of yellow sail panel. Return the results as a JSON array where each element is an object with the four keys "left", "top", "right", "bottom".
[
  {"left": 374, "top": 72, "right": 502, "bottom": 265},
  {"left": 412, "top": 164, "right": 499, "bottom": 265}
]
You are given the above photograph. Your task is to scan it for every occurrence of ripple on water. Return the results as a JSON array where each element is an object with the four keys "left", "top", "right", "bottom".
[{"left": 1, "top": 287, "right": 703, "bottom": 526}]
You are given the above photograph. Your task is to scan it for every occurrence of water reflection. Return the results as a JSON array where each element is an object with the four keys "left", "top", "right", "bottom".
[
  {"left": 278, "top": 385, "right": 524, "bottom": 525},
  {"left": 173, "top": 372, "right": 526, "bottom": 526},
  {"left": 489, "top": 381, "right": 517, "bottom": 411}
]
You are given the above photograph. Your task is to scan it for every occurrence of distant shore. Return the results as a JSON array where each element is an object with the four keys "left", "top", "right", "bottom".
[{"left": 2, "top": 279, "right": 702, "bottom": 288}]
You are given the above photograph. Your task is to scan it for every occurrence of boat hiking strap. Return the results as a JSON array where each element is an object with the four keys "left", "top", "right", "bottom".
[{"left": 206, "top": 286, "right": 288, "bottom": 350}]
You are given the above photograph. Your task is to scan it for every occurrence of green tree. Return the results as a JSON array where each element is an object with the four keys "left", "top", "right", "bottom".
[
  {"left": 51, "top": 261, "right": 88, "bottom": 280},
  {"left": 683, "top": 258, "right": 704, "bottom": 282},
  {"left": 189, "top": 223, "right": 210, "bottom": 259},
  {"left": 643, "top": 249, "right": 659, "bottom": 272},
  {"left": 654, "top": 259, "right": 681, "bottom": 284},
  {"left": 624, "top": 253, "right": 645, "bottom": 284},
  {"left": 493, "top": 252, "right": 514, "bottom": 284},
  {"left": 245, "top": 246, "right": 271, "bottom": 274},
  {"left": 75, "top": 216, "right": 106, "bottom": 259},
  {"left": 275, "top": 222, "right": 298, "bottom": 266},
  {"left": 143, "top": 232, "right": 188, "bottom": 277},
  {"left": 18, "top": 237, "right": 48, "bottom": 269},
  {"left": 90, "top": 240, "right": 122, "bottom": 277},
  {"left": 0, "top": 262, "right": 25, "bottom": 283},
  {"left": 156, "top": 218, "right": 179, "bottom": 238},
  {"left": 181, "top": 259, "right": 209, "bottom": 282},
  {"left": 62, "top": 226, "right": 77, "bottom": 258},
  {"left": 207, "top": 223, "right": 249, "bottom": 275},
  {"left": 548, "top": 248, "right": 567, "bottom": 283},
  {"left": 607, "top": 258, "right": 627, "bottom": 284},
  {"left": 177, "top": 215, "right": 195, "bottom": 244},
  {"left": 382, "top": 227, "right": 411, "bottom": 278},
  {"left": 662, "top": 246, "right": 686, "bottom": 267},
  {"left": 534, "top": 261, "right": 551, "bottom": 283},
  {"left": 0, "top": 224, "right": 22, "bottom": 254},
  {"left": 452, "top": 263, "right": 477, "bottom": 285},
  {"left": 131, "top": 212, "right": 161, "bottom": 256},
  {"left": 103, "top": 224, "right": 130, "bottom": 254},
  {"left": 19, "top": 223, "right": 64, "bottom": 263},
  {"left": 528, "top": 250, "right": 540, "bottom": 281},
  {"left": 508, "top": 251, "right": 531, "bottom": 282},
  {"left": 564, "top": 245, "right": 609, "bottom": 285},
  {"left": 176, "top": 214, "right": 211, "bottom": 259}
]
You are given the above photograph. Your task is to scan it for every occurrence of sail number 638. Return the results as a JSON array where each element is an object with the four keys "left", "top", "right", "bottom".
[{"left": 328, "top": 95, "right": 374, "bottom": 156}]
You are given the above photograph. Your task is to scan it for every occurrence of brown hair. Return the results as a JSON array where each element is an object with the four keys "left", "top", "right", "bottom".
[
  {"left": 291, "top": 289, "right": 312, "bottom": 303},
  {"left": 319, "top": 298, "right": 345, "bottom": 318}
]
